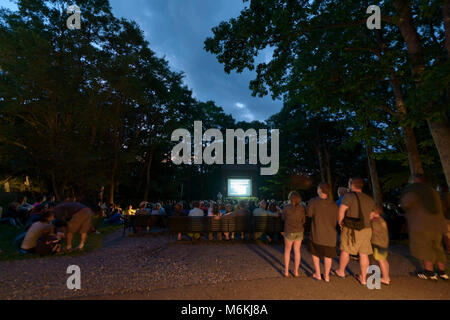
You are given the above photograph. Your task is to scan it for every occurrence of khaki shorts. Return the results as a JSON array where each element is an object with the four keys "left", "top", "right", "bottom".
[
  {"left": 340, "top": 227, "right": 373, "bottom": 255},
  {"left": 67, "top": 208, "right": 93, "bottom": 234},
  {"left": 409, "top": 231, "right": 446, "bottom": 264},
  {"left": 284, "top": 232, "right": 304, "bottom": 242}
]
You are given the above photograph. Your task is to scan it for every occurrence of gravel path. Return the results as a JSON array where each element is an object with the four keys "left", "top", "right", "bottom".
[{"left": 0, "top": 231, "right": 449, "bottom": 300}]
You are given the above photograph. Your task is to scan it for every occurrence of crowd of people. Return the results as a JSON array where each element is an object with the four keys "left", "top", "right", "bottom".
[{"left": 0, "top": 174, "right": 449, "bottom": 284}]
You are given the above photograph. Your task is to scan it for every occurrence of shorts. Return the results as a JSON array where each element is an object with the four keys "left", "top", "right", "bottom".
[
  {"left": 409, "top": 231, "right": 446, "bottom": 264},
  {"left": 284, "top": 232, "right": 304, "bottom": 242},
  {"left": 373, "top": 246, "right": 388, "bottom": 261},
  {"left": 67, "top": 208, "right": 93, "bottom": 234},
  {"left": 340, "top": 227, "right": 373, "bottom": 255},
  {"left": 308, "top": 241, "right": 337, "bottom": 258}
]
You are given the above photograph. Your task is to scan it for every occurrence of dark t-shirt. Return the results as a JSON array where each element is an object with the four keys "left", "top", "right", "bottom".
[
  {"left": 52, "top": 202, "right": 87, "bottom": 222},
  {"left": 401, "top": 183, "right": 447, "bottom": 233},
  {"left": 307, "top": 197, "right": 338, "bottom": 247},
  {"left": 341, "top": 192, "right": 375, "bottom": 228},
  {"left": 282, "top": 203, "right": 306, "bottom": 233}
]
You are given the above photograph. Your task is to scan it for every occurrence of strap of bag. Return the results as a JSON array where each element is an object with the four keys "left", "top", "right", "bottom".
[{"left": 353, "top": 192, "right": 364, "bottom": 224}]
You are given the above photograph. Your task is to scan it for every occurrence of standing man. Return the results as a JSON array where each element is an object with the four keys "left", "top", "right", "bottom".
[
  {"left": 437, "top": 184, "right": 450, "bottom": 254},
  {"left": 401, "top": 175, "right": 448, "bottom": 280},
  {"left": 335, "top": 177, "right": 376, "bottom": 285},
  {"left": 52, "top": 201, "right": 94, "bottom": 252},
  {"left": 217, "top": 192, "right": 223, "bottom": 202}
]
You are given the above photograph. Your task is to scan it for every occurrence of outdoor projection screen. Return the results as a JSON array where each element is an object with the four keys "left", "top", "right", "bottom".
[{"left": 227, "top": 179, "right": 251, "bottom": 197}]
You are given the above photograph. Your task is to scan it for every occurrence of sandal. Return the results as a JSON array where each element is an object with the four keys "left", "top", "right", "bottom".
[
  {"left": 417, "top": 271, "right": 438, "bottom": 281},
  {"left": 312, "top": 274, "right": 322, "bottom": 281},
  {"left": 355, "top": 274, "right": 366, "bottom": 286},
  {"left": 438, "top": 273, "right": 449, "bottom": 281}
]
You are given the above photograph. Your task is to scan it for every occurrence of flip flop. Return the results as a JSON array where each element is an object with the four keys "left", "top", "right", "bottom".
[
  {"left": 355, "top": 274, "right": 367, "bottom": 286},
  {"left": 312, "top": 275, "right": 322, "bottom": 281},
  {"left": 331, "top": 270, "right": 345, "bottom": 278}
]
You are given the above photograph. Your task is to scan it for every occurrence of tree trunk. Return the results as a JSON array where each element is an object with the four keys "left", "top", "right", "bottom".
[
  {"left": 365, "top": 142, "right": 383, "bottom": 205},
  {"left": 143, "top": 146, "right": 155, "bottom": 201},
  {"left": 427, "top": 117, "right": 450, "bottom": 186},
  {"left": 109, "top": 156, "right": 117, "bottom": 204},
  {"left": 51, "top": 171, "right": 60, "bottom": 201},
  {"left": 315, "top": 133, "right": 326, "bottom": 182},
  {"left": 402, "top": 125, "right": 424, "bottom": 176},
  {"left": 444, "top": 0, "right": 450, "bottom": 57},
  {"left": 388, "top": 73, "right": 424, "bottom": 176},
  {"left": 323, "top": 145, "right": 334, "bottom": 201},
  {"left": 394, "top": 0, "right": 449, "bottom": 184}
]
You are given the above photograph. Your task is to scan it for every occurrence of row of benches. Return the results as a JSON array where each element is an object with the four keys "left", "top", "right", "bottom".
[{"left": 122, "top": 215, "right": 298, "bottom": 237}]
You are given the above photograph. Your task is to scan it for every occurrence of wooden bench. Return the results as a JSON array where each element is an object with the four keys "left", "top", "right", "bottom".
[
  {"left": 122, "top": 215, "right": 166, "bottom": 237},
  {"left": 167, "top": 216, "right": 284, "bottom": 238}
]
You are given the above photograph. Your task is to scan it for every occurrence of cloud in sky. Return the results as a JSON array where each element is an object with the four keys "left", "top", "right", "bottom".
[
  {"left": 0, "top": 0, "right": 283, "bottom": 122},
  {"left": 109, "top": 0, "right": 283, "bottom": 122}
]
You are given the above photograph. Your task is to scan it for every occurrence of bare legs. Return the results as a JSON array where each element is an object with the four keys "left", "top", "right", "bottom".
[
  {"left": 66, "top": 233, "right": 73, "bottom": 250},
  {"left": 378, "top": 259, "right": 390, "bottom": 284},
  {"left": 312, "top": 255, "right": 321, "bottom": 280},
  {"left": 337, "top": 251, "right": 370, "bottom": 284},
  {"left": 336, "top": 251, "right": 349, "bottom": 277},
  {"left": 284, "top": 238, "right": 301, "bottom": 277},
  {"left": 65, "top": 232, "right": 87, "bottom": 251},
  {"left": 323, "top": 257, "right": 332, "bottom": 282},
  {"left": 312, "top": 256, "right": 332, "bottom": 282},
  {"left": 77, "top": 233, "right": 87, "bottom": 250},
  {"left": 358, "top": 253, "right": 369, "bottom": 284}
]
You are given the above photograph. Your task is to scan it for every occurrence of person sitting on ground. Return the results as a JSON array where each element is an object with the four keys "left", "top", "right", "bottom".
[
  {"left": 335, "top": 177, "right": 377, "bottom": 285},
  {"left": 20, "top": 211, "right": 62, "bottom": 254},
  {"left": 44, "top": 195, "right": 56, "bottom": 208},
  {"left": 4, "top": 197, "right": 25, "bottom": 227},
  {"left": 51, "top": 201, "right": 95, "bottom": 252},
  {"left": 400, "top": 174, "right": 448, "bottom": 281},
  {"left": 371, "top": 205, "right": 390, "bottom": 285},
  {"left": 437, "top": 184, "right": 450, "bottom": 254},
  {"left": 32, "top": 195, "right": 47, "bottom": 209},
  {"left": 104, "top": 205, "right": 123, "bottom": 225},
  {"left": 307, "top": 183, "right": 339, "bottom": 282}
]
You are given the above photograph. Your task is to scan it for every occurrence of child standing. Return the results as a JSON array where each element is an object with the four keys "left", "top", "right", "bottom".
[{"left": 371, "top": 205, "right": 390, "bottom": 285}]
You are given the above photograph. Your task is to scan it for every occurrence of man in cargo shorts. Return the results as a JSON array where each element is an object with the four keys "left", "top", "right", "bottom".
[
  {"left": 52, "top": 201, "right": 94, "bottom": 252},
  {"left": 335, "top": 177, "right": 376, "bottom": 285}
]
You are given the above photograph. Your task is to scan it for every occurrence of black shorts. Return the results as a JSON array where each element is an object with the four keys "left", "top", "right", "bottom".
[{"left": 308, "top": 241, "right": 337, "bottom": 258}]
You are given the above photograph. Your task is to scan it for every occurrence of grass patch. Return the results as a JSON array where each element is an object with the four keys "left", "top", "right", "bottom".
[{"left": 0, "top": 222, "right": 122, "bottom": 262}]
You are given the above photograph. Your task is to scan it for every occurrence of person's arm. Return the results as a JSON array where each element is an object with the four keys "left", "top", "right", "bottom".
[
  {"left": 281, "top": 207, "right": 287, "bottom": 220},
  {"left": 306, "top": 201, "right": 314, "bottom": 218},
  {"left": 400, "top": 191, "right": 415, "bottom": 212},
  {"left": 338, "top": 204, "right": 348, "bottom": 227}
]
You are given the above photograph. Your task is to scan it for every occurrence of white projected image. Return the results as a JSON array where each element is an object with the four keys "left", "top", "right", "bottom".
[{"left": 227, "top": 179, "right": 251, "bottom": 197}]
